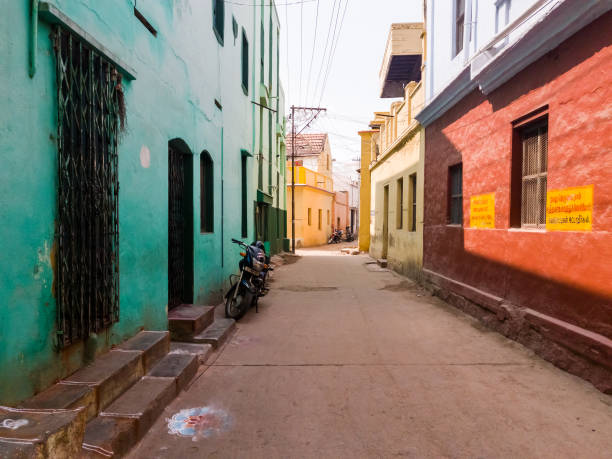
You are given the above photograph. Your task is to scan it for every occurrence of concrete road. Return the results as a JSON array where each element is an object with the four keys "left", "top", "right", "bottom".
[{"left": 129, "top": 248, "right": 612, "bottom": 458}]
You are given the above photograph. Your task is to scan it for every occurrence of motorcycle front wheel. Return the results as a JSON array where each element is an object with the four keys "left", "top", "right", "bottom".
[{"left": 225, "top": 283, "right": 250, "bottom": 320}]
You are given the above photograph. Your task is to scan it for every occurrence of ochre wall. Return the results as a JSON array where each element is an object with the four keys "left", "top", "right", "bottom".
[
  {"left": 358, "top": 131, "right": 374, "bottom": 251},
  {"left": 423, "top": 12, "right": 612, "bottom": 340}
]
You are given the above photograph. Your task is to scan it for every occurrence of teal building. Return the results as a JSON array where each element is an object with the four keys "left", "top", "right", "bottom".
[{"left": 0, "top": 0, "right": 285, "bottom": 405}]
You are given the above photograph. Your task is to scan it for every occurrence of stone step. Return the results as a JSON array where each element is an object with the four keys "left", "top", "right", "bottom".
[
  {"left": 81, "top": 417, "right": 136, "bottom": 458},
  {"left": 377, "top": 258, "right": 388, "bottom": 268},
  {"left": 148, "top": 353, "right": 198, "bottom": 393},
  {"left": 99, "top": 376, "right": 176, "bottom": 440},
  {"left": 20, "top": 382, "right": 97, "bottom": 421},
  {"left": 170, "top": 342, "right": 213, "bottom": 364},
  {"left": 62, "top": 350, "right": 144, "bottom": 413},
  {"left": 0, "top": 406, "right": 86, "bottom": 458},
  {"left": 191, "top": 318, "right": 236, "bottom": 348},
  {"left": 116, "top": 330, "right": 170, "bottom": 372},
  {"left": 168, "top": 304, "right": 215, "bottom": 341}
]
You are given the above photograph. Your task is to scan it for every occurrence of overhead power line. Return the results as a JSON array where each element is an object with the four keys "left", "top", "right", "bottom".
[
  {"left": 318, "top": 0, "right": 349, "bottom": 105},
  {"left": 304, "top": 0, "right": 320, "bottom": 105},
  {"left": 224, "top": 0, "right": 316, "bottom": 6},
  {"left": 311, "top": 0, "right": 338, "bottom": 107}
]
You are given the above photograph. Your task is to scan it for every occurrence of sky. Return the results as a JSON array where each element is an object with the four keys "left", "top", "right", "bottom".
[{"left": 279, "top": 0, "right": 424, "bottom": 191}]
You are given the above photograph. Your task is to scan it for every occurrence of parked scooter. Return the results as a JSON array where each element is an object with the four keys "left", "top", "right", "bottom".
[
  {"left": 327, "top": 229, "right": 343, "bottom": 244},
  {"left": 344, "top": 227, "right": 355, "bottom": 242},
  {"left": 225, "top": 239, "right": 273, "bottom": 320}
]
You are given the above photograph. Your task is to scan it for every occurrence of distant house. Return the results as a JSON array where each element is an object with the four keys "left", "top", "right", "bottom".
[{"left": 287, "top": 133, "right": 333, "bottom": 178}]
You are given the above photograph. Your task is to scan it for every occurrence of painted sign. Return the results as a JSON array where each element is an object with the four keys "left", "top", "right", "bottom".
[
  {"left": 546, "top": 185, "right": 593, "bottom": 231},
  {"left": 470, "top": 193, "right": 495, "bottom": 228}
]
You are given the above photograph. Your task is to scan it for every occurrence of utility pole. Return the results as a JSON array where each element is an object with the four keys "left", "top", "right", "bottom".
[{"left": 290, "top": 105, "right": 326, "bottom": 253}]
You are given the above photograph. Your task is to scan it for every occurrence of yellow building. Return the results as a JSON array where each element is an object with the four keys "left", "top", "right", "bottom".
[
  {"left": 359, "top": 23, "right": 425, "bottom": 279},
  {"left": 286, "top": 166, "right": 334, "bottom": 248}
]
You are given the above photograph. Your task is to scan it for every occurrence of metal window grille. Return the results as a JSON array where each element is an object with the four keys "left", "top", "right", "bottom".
[
  {"left": 520, "top": 122, "right": 548, "bottom": 228},
  {"left": 396, "top": 177, "right": 403, "bottom": 229},
  {"left": 53, "top": 26, "right": 120, "bottom": 347},
  {"left": 449, "top": 163, "right": 463, "bottom": 225},
  {"left": 410, "top": 173, "right": 417, "bottom": 232},
  {"left": 455, "top": 0, "right": 465, "bottom": 56},
  {"left": 213, "top": 0, "right": 224, "bottom": 43},
  {"left": 200, "top": 152, "right": 214, "bottom": 233}
]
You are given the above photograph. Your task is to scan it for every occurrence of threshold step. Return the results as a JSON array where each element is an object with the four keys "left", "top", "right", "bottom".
[
  {"left": 62, "top": 350, "right": 143, "bottom": 412},
  {"left": 191, "top": 318, "right": 236, "bottom": 348},
  {"left": 0, "top": 406, "right": 86, "bottom": 458},
  {"left": 116, "top": 330, "right": 169, "bottom": 372},
  {"left": 82, "top": 416, "right": 136, "bottom": 458},
  {"left": 170, "top": 342, "right": 213, "bottom": 364},
  {"left": 20, "top": 382, "right": 96, "bottom": 421},
  {"left": 168, "top": 304, "right": 215, "bottom": 340},
  {"left": 148, "top": 353, "right": 198, "bottom": 393}
]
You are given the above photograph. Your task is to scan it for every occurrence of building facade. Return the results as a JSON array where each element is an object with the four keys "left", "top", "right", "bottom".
[
  {"left": 416, "top": 0, "right": 612, "bottom": 391},
  {"left": 366, "top": 23, "right": 425, "bottom": 278},
  {"left": 286, "top": 166, "right": 334, "bottom": 248},
  {"left": 0, "top": 0, "right": 284, "bottom": 405}
]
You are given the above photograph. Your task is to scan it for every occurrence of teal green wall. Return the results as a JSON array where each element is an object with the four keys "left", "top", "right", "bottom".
[
  {"left": 251, "top": 2, "right": 287, "bottom": 255},
  {"left": 0, "top": 0, "right": 282, "bottom": 404}
]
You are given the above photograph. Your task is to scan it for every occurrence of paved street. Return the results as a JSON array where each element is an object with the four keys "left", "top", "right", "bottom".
[{"left": 129, "top": 248, "right": 612, "bottom": 458}]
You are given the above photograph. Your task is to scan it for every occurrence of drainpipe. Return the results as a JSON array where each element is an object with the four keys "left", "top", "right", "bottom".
[{"left": 29, "top": 0, "right": 39, "bottom": 78}]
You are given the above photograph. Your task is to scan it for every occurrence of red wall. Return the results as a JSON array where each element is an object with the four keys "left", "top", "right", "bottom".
[{"left": 423, "top": 13, "right": 612, "bottom": 339}]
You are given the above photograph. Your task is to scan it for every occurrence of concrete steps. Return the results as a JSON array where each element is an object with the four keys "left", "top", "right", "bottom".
[
  {"left": 4, "top": 329, "right": 209, "bottom": 458},
  {"left": 191, "top": 318, "right": 236, "bottom": 348},
  {"left": 168, "top": 304, "right": 215, "bottom": 341},
  {"left": 168, "top": 303, "right": 236, "bottom": 349}
]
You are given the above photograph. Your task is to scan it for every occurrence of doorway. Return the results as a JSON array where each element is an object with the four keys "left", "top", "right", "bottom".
[
  {"left": 168, "top": 141, "right": 194, "bottom": 309},
  {"left": 382, "top": 184, "right": 389, "bottom": 259}
]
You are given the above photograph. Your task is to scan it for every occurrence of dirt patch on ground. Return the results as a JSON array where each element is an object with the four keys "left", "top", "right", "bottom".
[
  {"left": 378, "top": 281, "right": 420, "bottom": 292},
  {"left": 279, "top": 253, "right": 301, "bottom": 265},
  {"left": 278, "top": 286, "right": 338, "bottom": 292}
]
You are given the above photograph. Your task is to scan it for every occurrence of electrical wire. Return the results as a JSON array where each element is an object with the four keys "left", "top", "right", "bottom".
[
  {"left": 224, "top": 0, "right": 316, "bottom": 6},
  {"left": 317, "top": 0, "right": 349, "bottom": 106},
  {"left": 310, "top": 0, "right": 338, "bottom": 107},
  {"left": 303, "top": 0, "right": 320, "bottom": 105}
]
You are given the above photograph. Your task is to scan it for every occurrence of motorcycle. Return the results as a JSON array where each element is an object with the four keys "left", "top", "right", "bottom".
[
  {"left": 225, "top": 239, "right": 273, "bottom": 320},
  {"left": 344, "top": 227, "right": 355, "bottom": 242},
  {"left": 327, "top": 229, "right": 343, "bottom": 244}
]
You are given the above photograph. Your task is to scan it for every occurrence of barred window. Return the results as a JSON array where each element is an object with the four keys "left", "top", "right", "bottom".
[
  {"left": 200, "top": 152, "right": 214, "bottom": 233},
  {"left": 396, "top": 177, "right": 403, "bottom": 229},
  {"left": 454, "top": 0, "right": 465, "bottom": 56},
  {"left": 241, "top": 30, "right": 249, "bottom": 94},
  {"left": 308, "top": 208, "right": 312, "bottom": 225},
  {"left": 449, "top": 163, "right": 463, "bottom": 225},
  {"left": 410, "top": 173, "right": 417, "bottom": 232},
  {"left": 318, "top": 209, "right": 322, "bottom": 230},
  {"left": 520, "top": 121, "right": 548, "bottom": 228},
  {"left": 213, "top": 0, "right": 224, "bottom": 45}
]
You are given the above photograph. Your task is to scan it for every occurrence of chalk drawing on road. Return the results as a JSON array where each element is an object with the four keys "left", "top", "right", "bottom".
[
  {"left": 1, "top": 419, "right": 29, "bottom": 430},
  {"left": 167, "top": 406, "right": 231, "bottom": 441}
]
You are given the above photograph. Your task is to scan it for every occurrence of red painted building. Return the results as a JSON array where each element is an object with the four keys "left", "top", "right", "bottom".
[{"left": 417, "top": 7, "right": 612, "bottom": 392}]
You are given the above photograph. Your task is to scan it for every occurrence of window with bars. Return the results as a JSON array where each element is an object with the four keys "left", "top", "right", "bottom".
[
  {"left": 318, "top": 209, "right": 322, "bottom": 230},
  {"left": 308, "top": 208, "right": 312, "bottom": 225},
  {"left": 241, "top": 154, "right": 248, "bottom": 237},
  {"left": 449, "top": 163, "right": 463, "bottom": 225},
  {"left": 519, "top": 121, "right": 548, "bottom": 228},
  {"left": 53, "top": 26, "right": 121, "bottom": 347},
  {"left": 410, "top": 173, "right": 417, "bottom": 232},
  {"left": 396, "top": 177, "right": 403, "bottom": 229},
  {"left": 241, "top": 30, "right": 248, "bottom": 95},
  {"left": 200, "top": 152, "right": 214, "bottom": 233},
  {"left": 454, "top": 0, "right": 465, "bottom": 57},
  {"left": 213, "top": 0, "right": 224, "bottom": 45}
]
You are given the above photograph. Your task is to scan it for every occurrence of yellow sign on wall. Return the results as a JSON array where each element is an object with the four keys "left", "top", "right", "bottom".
[
  {"left": 546, "top": 185, "right": 593, "bottom": 231},
  {"left": 470, "top": 193, "right": 495, "bottom": 228}
]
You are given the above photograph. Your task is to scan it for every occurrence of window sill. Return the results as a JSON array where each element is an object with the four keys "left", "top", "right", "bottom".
[
  {"left": 446, "top": 224, "right": 463, "bottom": 228},
  {"left": 507, "top": 227, "right": 546, "bottom": 233},
  {"left": 200, "top": 231, "right": 215, "bottom": 235}
]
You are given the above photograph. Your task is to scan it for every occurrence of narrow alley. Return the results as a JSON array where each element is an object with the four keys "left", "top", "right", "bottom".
[{"left": 129, "top": 248, "right": 612, "bottom": 458}]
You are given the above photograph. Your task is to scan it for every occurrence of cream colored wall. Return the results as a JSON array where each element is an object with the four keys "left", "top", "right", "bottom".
[
  {"left": 358, "top": 131, "right": 373, "bottom": 252},
  {"left": 369, "top": 84, "right": 424, "bottom": 279}
]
